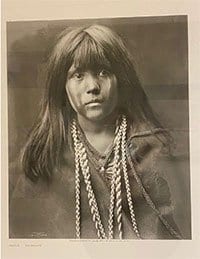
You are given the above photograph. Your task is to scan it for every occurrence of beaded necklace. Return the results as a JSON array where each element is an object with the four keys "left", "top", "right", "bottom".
[
  {"left": 76, "top": 119, "right": 119, "bottom": 184},
  {"left": 75, "top": 121, "right": 115, "bottom": 177},
  {"left": 70, "top": 115, "right": 140, "bottom": 239}
]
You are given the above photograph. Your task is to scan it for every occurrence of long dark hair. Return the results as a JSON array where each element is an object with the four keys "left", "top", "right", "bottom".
[{"left": 22, "top": 24, "right": 167, "bottom": 182}]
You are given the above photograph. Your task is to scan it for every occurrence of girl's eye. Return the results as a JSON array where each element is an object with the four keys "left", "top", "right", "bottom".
[
  {"left": 73, "top": 73, "right": 84, "bottom": 80},
  {"left": 98, "top": 69, "right": 110, "bottom": 77}
]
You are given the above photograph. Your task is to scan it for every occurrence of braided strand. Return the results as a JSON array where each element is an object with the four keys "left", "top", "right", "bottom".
[
  {"left": 78, "top": 141, "right": 106, "bottom": 238},
  {"left": 72, "top": 120, "right": 106, "bottom": 239},
  {"left": 115, "top": 160, "right": 123, "bottom": 239},
  {"left": 71, "top": 123, "right": 81, "bottom": 238},
  {"left": 121, "top": 117, "right": 140, "bottom": 238},
  {"left": 70, "top": 115, "right": 142, "bottom": 240},
  {"left": 108, "top": 122, "right": 123, "bottom": 239}
]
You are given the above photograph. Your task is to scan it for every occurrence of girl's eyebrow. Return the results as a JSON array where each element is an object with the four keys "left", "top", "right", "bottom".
[{"left": 67, "top": 64, "right": 113, "bottom": 77}]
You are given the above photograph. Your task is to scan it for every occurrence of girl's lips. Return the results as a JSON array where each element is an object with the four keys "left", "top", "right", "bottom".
[
  {"left": 85, "top": 102, "right": 102, "bottom": 108},
  {"left": 85, "top": 99, "right": 103, "bottom": 105}
]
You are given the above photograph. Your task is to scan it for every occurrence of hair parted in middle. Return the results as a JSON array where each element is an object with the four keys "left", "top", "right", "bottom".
[{"left": 22, "top": 24, "right": 164, "bottom": 182}]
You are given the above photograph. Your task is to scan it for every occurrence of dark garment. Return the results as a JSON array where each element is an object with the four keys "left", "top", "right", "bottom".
[{"left": 9, "top": 128, "right": 189, "bottom": 239}]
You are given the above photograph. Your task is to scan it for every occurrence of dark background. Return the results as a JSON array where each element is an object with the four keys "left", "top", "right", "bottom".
[{"left": 7, "top": 15, "right": 191, "bottom": 238}]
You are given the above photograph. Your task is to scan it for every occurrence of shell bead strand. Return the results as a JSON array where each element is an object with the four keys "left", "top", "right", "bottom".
[{"left": 71, "top": 115, "right": 140, "bottom": 239}]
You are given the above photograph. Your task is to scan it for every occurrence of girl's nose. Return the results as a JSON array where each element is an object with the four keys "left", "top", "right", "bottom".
[{"left": 85, "top": 74, "right": 100, "bottom": 94}]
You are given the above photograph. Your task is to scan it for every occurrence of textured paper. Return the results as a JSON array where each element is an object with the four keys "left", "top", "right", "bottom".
[{"left": 1, "top": 1, "right": 200, "bottom": 259}]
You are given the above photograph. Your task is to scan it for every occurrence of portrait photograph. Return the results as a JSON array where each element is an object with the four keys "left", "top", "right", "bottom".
[{"left": 7, "top": 15, "right": 191, "bottom": 240}]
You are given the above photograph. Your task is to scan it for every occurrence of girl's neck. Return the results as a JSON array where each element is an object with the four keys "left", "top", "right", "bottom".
[{"left": 77, "top": 113, "right": 119, "bottom": 154}]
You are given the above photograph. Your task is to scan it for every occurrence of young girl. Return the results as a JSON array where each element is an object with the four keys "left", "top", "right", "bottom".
[{"left": 10, "top": 24, "right": 183, "bottom": 239}]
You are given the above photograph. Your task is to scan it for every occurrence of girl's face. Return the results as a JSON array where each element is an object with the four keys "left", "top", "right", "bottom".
[{"left": 65, "top": 64, "right": 118, "bottom": 122}]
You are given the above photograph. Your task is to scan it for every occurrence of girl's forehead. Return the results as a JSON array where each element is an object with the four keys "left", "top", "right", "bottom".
[
  {"left": 68, "top": 36, "right": 112, "bottom": 72},
  {"left": 67, "top": 61, "right": 112, "bottom": 74}
]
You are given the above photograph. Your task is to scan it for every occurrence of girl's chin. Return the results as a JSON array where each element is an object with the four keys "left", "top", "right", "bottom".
[
  {"left": 84, "top": 113, "right": 106, "bottom": 122},
  {"left": 79, "top": 110, "right": 118, "bottom": 123}
]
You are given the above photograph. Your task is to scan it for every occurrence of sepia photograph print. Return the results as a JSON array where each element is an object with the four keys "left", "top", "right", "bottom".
[{"left": 7, "top": 15, "right": 191, "bottom": 240}]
